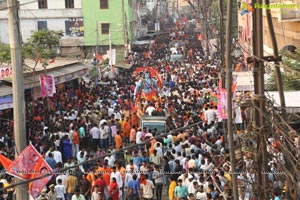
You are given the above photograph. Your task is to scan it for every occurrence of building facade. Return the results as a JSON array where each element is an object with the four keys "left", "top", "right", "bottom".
[
  {"left": 82, "top": 0, "right": 134, "bottom": 50},
  {"left": 238, "top": 0, "right": 300, "bottom": 58},
  {"left": 0, "top": 0, "right": 83, "bottom": 56}
]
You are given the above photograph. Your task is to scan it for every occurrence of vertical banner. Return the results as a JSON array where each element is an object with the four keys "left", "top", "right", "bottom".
[
  {"left": 217, "top": 89, "right": 228, "bottom": 119},
  {"left": 155, "top": 22, "right": 160, "bottom": 31},
  {"left": 108, "top": 49, "right": 116, "bottom": 66},
  {"left": 6, "top": 144, "right": 53, "bottom": 198},
  {"left": 39, "top": 75, "right": 56, "bottom": 97}
]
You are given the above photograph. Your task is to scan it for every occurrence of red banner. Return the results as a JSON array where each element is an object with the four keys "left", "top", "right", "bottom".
[{"left": 6, "top": 144, "right": 53, "bottom": 198}]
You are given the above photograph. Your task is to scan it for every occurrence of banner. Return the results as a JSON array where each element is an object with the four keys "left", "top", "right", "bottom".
[
  {"left": 6, "top": 144, "right": 53, "bottom": 198},
  {"left": 108, "top": 49, "right": 116, "bottom": 66},
  {"left": 217, "top": 89, "right": 228, "bottom": 119},
  {"left": 39, "top": 75, "right": 56, "bottom": 97},
  {"left": 0, "top": 66, "right": 12, "bottom": 80}
]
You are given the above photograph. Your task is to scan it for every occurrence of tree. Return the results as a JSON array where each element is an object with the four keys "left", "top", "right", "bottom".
[
  {"left": 23, "top": 29, "right": 63, "bottom": 69},
  {"left": 0, "top": 43, "right": 11, "bottom": 64},
  {"left": 266, "top": 50, "right": 300, "bottom": 91}
]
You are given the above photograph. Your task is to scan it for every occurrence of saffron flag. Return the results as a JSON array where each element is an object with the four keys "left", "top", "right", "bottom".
[
  {"left": 197, "top": 34, "right": 203, "bottom": 41},
  {"left": 0, "top": 154, "right": 13, "bottom": 171},
  {"left": 40, "top": 74, "right": 56, "bottom": 97},
  {"left": 6, "top": 144, "right": 53, "bottom": 198},
  {"left": 96, "top": 54, "right": 104, "bottom": 61}
]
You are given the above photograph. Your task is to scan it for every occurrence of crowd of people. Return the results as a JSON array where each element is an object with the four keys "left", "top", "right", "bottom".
[{"left": 0, "top": 17, "right": 298, "bottom": 200}]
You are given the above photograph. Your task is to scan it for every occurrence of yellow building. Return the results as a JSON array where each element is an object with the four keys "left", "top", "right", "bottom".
[{"left": 238, "top": 0, "right": 300, "bottom": 56}]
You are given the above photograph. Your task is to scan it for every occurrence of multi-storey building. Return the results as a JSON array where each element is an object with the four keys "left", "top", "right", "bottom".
[
  {"left": 0, "top": 0, "right": 83, "bottom": 57},
  {"left": 82, "top": 0, "right": 134, "bottom": 56},
  {"left": 238, "top": 0, "right": 300, "bottom": 58}
]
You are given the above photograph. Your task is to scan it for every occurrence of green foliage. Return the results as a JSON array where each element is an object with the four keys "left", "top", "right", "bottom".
[
  {"left": 266, "top": 50, "right": 300, "bottom": 91},
  {"left": 23, "top": 29, "right": 63, "bottom": 67},
  {"left": 0, "top": 43, "right": 11, "bottom": 64}
]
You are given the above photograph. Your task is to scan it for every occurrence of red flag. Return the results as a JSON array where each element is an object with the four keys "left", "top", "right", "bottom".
[
  {"left": 96, "top": 54, "right": 104, "bottom": 61},
  {"left": 49, "top": 58, "right": 55, "bottom": 64},
  {"left": 6, "top": 144, "right": 53, "bottom": 198},
  {"left": 0, "top": 154, "right": 13, "bottom": 171}
]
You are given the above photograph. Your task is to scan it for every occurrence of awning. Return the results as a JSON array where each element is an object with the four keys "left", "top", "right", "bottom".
[
  {"left": 0, "top": 62, "right": 90, "bottom": 97},
  {"left": 23, "top": 62, "right": 89, "bottom": 89}
]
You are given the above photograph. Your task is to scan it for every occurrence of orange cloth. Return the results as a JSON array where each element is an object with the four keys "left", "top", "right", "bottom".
[
  {"left": 73, "top": 131, "right": 80, "bottom": 145},
  {"left": 123, "top": 121, "right": 131, "bottom": 138},
  {"left": 98, "top": 167, "right": 111, "bottom": 186},
  {"left": 87, "top": 173, "right": 95, "bottom": 184},
  {"left": 129, "top": 128, "right": 136, "bottom": 143},
  {"left": 131, "top": 114, "right": 139, "bottom": 129},
  {"left": 115, "top": 135, "right": 122, "bottom": 150},
  {"left": 148, "top": 139, "right": 157, "bottom": 156}
]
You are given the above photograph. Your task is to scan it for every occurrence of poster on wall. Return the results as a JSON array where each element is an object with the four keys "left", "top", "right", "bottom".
[
  {"left": 66, "top": 18, "right": 84, "bottom": 37},
  {"left": 39, "top": 74, "right": 56, "bottom": 97},
  {"left": 0, "top": 66, "right": 12, "bottom": 79}
]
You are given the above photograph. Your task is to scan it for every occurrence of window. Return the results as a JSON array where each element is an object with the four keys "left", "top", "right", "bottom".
[
  {"left": 100, "top": 0, "right": 108, "bottom": 9},
  {"left": 38, "top": 0, "right": 47, "bottom": 9},
  {"left": 101, "top": 23, "right": 109, "bottom": 34},
  {"left": 65, "top": 0, "right": 74, "bottom": 8},
  {"left": 38, "top": 21, "right": 47, "bottom": 30}
]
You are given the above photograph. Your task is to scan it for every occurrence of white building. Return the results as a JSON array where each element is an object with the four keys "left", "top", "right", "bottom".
[{"left": 0, "top": 0, "right": 83, "bottom": 56}]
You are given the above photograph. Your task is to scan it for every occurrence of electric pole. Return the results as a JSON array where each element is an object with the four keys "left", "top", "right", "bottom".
[
  {"left": 96, "top": 21, "right": 99, "bottom": 56},
  {"left": 252, "top": 0, "right": 268, "bottom": 199},
  {"left": 224, "top": 0, "right": 239, "bottom": 199},
  {"left": 121, "top": 0, "right": 128, "bottom": 56},
  {"left": 7, "top": 0, "right": 29, "bottom": 199},
  {"left": 218, "top": 0, "right": 225, "bottom": 88}
]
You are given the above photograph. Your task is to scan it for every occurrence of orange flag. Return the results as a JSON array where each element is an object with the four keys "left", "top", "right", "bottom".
[{"left": 0, "top": 154, "right": 13, "bottom": 171}]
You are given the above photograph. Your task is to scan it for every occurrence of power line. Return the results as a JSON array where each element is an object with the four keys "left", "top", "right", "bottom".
[
  {"left": 0, "top": 120, "right": 205, "bottom": 191},
  {"left": 0, "top": 0, "right": 38, "bottom": 11}
]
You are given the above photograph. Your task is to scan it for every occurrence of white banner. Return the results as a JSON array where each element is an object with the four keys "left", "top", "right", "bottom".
[{"left": 108, "top": 49, "right": 116, "bottom": 65}]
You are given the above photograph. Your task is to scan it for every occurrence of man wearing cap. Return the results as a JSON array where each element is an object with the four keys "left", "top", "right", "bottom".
[{"left": 47, "top": 184, "right": 57, "bottom": 200}]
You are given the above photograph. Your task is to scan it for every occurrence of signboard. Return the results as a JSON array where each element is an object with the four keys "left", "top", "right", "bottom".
[
  {"left": 39, "top": 74, "right": 56, "bottom": 97},
  {"left": 0, "top": 66, "right": 12, "bottom": 79}
]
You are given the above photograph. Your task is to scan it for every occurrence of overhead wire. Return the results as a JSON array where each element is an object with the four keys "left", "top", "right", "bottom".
[{"left": 0, "top": 120, "right": 208, "bottom": 191}]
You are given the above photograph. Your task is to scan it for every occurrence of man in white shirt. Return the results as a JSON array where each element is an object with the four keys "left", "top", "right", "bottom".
[
  {"left": 136, "top": 128, "right": 143, "bottom": 145},
  {"left": 145, "top": 104, "right": 156, "bottom": 116},
  {"left": 89, "top": 123, "right": 100, "bottom": 152},
  {"left": 205, "top": 105, "right": 216, "bottom": 125},
  {"left": 55, "top": 179, "right": 66, "bottom": 200},
  {"left": 140, "top": 175, "right": 154, "bottom": 199}
]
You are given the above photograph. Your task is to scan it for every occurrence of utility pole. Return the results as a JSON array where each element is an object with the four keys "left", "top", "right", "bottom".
[
  {"left": 218, "top": 0, "right": 225, "bottom": 88},
  {"left": 224, "top": 0, "right": 239, "bottom": 199},
  {"left": 121, "top": 0, "right": 128, "bottom": 56},
  {"left": 252, "top": 0, "right": 268, "bottom": 199},
  {"left": 7, "top": 0, "right": 29, "bottom": 200},
  {"left": 96, "top": 21, "right": 99, "bottom": 56},
  {"left": 264, "top": 1, "right": 289, "bottom": 198},
  {"left": 109, "top": 28, "right": 112, "bottom": 66}
]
